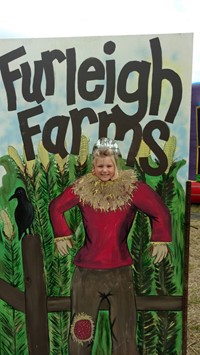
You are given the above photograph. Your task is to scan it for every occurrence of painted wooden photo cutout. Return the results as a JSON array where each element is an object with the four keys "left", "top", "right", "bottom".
[{"left": 0, "top": 33, "right": 193, "bottom": 354}]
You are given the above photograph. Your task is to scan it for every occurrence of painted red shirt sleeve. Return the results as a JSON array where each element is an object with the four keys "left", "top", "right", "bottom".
[
  {"left": 49, "top": 185, "right": 79, "bottom": 238},
  {"left": 132, "top": 182, "right": 172, "bottom": 243}
]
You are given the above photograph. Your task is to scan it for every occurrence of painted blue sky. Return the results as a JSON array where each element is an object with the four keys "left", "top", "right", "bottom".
[
  {"left": 0, "top": 0, "right": 199, "bottom": 82},
  {"left": 0, "top": 34, "right": 192, "bottom": 188}
]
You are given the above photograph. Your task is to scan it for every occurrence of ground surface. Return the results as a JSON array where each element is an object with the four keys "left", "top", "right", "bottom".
[{"left": 187, "top": 204, "right": 200, "bottom": 354}]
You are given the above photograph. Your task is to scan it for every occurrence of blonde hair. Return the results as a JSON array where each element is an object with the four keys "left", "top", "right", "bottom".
[{"left": 92, "top": 147, "right": 119, "bottom": 180}]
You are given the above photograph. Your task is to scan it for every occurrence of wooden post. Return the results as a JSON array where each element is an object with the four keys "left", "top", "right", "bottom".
[
  {"left": 182, "top": 181, "right": 191, "bottom": 355},
  {"left": 22, "top": 235, "right": 49, "bottom": 355}
]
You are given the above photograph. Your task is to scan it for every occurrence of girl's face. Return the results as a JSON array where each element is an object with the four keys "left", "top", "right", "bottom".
[{"left": 93, "top": 156, "right": 115, "bottom": 181}]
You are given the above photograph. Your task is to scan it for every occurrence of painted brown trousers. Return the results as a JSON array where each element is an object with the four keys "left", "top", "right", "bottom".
[{"left": 69, "top": 266, "right": 138, "bottom": 355}]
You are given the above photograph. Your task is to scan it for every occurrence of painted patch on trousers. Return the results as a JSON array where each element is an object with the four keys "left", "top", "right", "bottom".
[{"left": 70, "top": 312, "right": 94, "bottom": 345}]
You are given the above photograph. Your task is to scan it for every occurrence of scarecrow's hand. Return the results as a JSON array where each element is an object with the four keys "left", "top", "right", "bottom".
[
  {"left": 151, "top": 243, "right": 169, "bottom": 264},
  {"left": 54, "top": 236, "right": 73, "bottom": 256}
]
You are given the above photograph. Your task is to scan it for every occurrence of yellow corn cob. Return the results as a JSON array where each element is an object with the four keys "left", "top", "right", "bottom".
[
  {"left": 8, "top": 146, "right": 25, "bottom": 174},
  {"left": 0, "top": 209, "right": 14, "bottom": 240},
  {"left": 38, "top": 141, "right": 50, "bottom": 173},
  {"left": 163, "top": 136, "right": 176, "bottom": 173},
  {"left": 136, "top": 139, "right": 150, "bottom": 165},
  {"left": 23, "top": 146, "right": 35, "bottom": 178},
  {"left": 78, "top": 135, "right": 89, "bottom": 166}
]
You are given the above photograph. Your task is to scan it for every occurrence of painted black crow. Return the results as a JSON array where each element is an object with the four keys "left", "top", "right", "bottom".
[{"left": 9, "top": 187, "right": 34, "bottom": 240}]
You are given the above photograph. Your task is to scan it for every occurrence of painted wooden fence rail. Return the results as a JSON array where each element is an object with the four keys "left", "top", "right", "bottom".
[{"left": 0, "top": 234, "right": 188, "bottom": 355}]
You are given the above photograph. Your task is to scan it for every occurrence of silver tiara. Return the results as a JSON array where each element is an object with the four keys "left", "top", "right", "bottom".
[{"left": 92, "top": 137, "right": 121, "bottom": 157}]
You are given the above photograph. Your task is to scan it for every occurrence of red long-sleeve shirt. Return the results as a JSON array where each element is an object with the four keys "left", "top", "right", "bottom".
[{"left": 49, "top": 180, "right": 172, "bottom": 269}]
